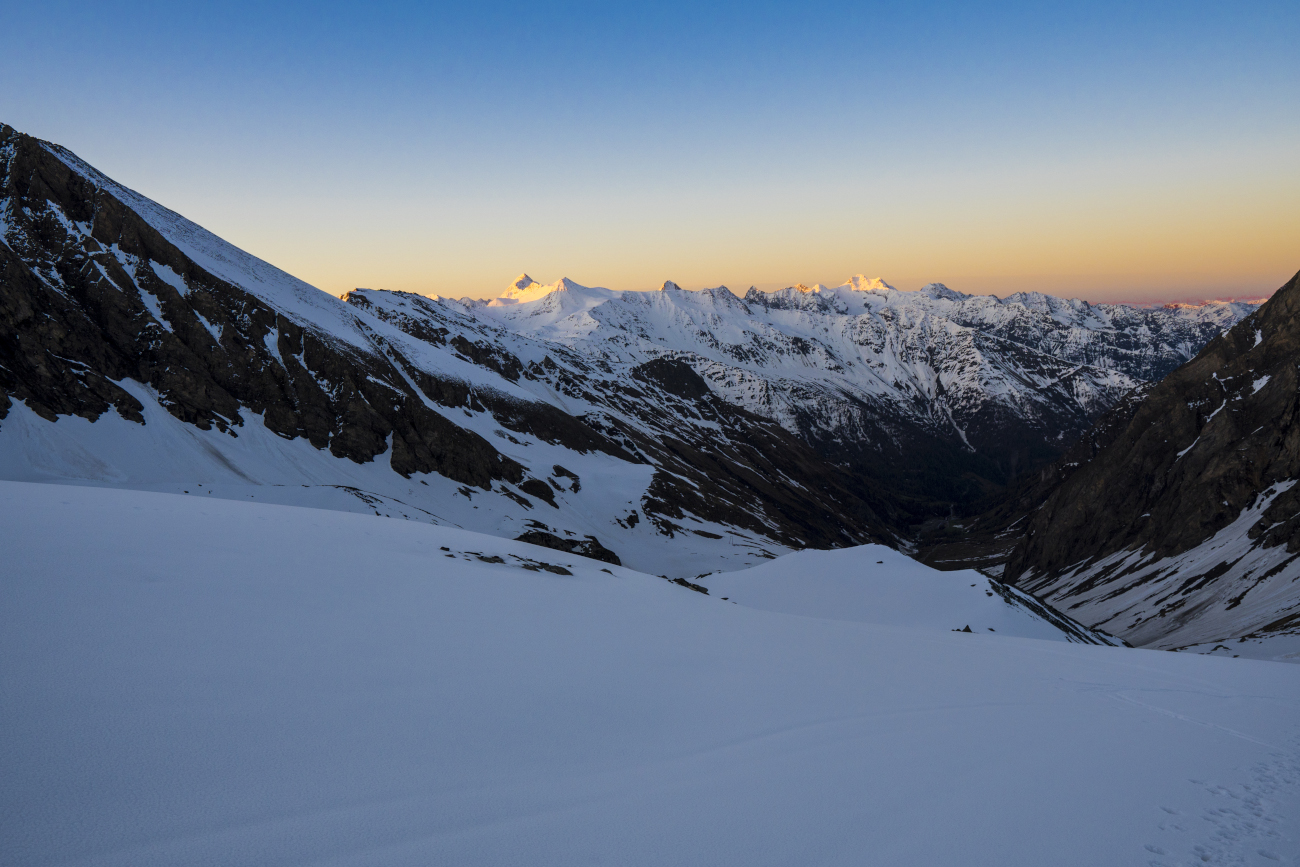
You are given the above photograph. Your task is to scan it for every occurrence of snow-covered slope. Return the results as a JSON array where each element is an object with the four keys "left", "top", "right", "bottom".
[
  {"left": 3, "top": 481, "right": 1297, "bottom": 867},
  {"left": 704, "top": 545, "right": 1122, "bottom": 645},
  {"left": 1005, "top": 269, "right": 1300, "bottom": 659},
  {"left": 358, "top": 273, "right": 1255, "bottom": 509}
]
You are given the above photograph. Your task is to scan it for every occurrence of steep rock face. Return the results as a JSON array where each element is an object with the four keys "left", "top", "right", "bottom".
[
  {"left": 1003, "top": 269, "right": 1300, "bottom": 652},
  {"left": 0, "top": 124, "right": 530, "bottom": 489}
]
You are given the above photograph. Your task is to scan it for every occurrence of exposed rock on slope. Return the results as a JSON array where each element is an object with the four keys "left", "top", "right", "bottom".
[
  {"left": 1003, "top": 269, "right": 1300, "bottom": 656},
  {"left": 0, "top": 121, "right": 1259, "bottom": 577},
  {"left": 0, "top": 124, "right": 524, "bottom": 489},
  {"left": 514, "top": 530, "right": 622, "bottom": 565},
  {"left": 355, "top": 275, "right": 1253, "bottom": 517},
  {"left": 914, "top": 384, "right": 1154, "bottom": 573}
]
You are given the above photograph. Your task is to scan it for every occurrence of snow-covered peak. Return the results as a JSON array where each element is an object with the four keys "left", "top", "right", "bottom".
[
  {"left": 488, "top": 275, "right": 606, "bottom": 307},
  {"left": 918, "top": 282, "right": 967, "bottom": 301},
  {"left": 659, "top": 280, "right": 682, "bottom": 292},
  {"left": 1004, "top": 291, "right": 1083, "bottom": 314},
  {"left": 478, "top": 276, "right": 616, "bottom": 335},
  {"left": 699, "top": 285, "right": 744, "bottom": 307},
  {"left": 490, "top": 273, "right": 550, "bottom": 306},
  {"left": 756, "top": 278, "right": 901, "bottom": 314},
  {"left": 507, "top": 272, "right": 540, "bottom": 293},
  {"left": 841, "top": 275, "right": 895, "bottom": 293}
]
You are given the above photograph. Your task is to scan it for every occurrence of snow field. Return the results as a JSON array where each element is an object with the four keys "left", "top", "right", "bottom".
[
  {"left": 0, "top": 382, "right": 779, "bottom": 576},
  {"left": 2, "top": 481, "right": 1298, "bottom": 867},
  {"left": 703, "top": 546, "right": 1104, "bottom": 642}
]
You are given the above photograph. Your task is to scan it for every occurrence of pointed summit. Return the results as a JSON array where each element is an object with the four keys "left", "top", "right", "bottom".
[
  {"left": 492, "top": 273, "right": 553, "bottom": 306},
  {"left": 659, "top": 281, "right": 682, "bottom": 292},
  {"left": 484, "top": 275, "right": 614, "bottom": 312}
]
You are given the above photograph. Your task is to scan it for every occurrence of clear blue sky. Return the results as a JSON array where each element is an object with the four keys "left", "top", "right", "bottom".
[{"left": 4, "top": 1, "right": 1298, "bottom": 301}]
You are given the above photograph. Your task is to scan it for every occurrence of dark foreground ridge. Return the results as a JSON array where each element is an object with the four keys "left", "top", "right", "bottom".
[{"left": 0, "top": 123, "right": 525, "bottom": 488}]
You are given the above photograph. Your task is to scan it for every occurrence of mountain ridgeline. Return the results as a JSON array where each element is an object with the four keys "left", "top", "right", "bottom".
[
  {"left": 0, "top": 122, "right": 1277, "bottom": 622},
  {"left": 350, "top": 278, "right": 1252, "bottom": 524},
  {"left": 995, "top": 269, "right": 1300, "bottom": 657}
]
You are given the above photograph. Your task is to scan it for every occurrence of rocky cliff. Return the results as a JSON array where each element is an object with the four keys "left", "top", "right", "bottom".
[{"left": 1002, "top": 269, "right": 1300, "bottom": 656}]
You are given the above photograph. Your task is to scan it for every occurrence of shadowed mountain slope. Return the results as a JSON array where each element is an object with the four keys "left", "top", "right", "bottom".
[{"left": 1001, "top": 269, "right": 1300, "bottom": 659}]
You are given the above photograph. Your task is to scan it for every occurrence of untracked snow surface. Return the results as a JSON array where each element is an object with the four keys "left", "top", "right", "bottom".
[
  {"left": 704, "top": 547, "right": 1116, "bottom": 643},
  {"left": 3, "top": 481, "right": 1299, "bottom": 867}
]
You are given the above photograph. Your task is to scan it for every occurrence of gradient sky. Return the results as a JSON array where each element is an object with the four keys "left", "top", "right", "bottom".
[{"left": 4, "top": 1, "right": 1298, "bottom": 302}]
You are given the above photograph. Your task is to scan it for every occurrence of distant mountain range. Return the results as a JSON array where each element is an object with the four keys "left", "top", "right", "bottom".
[
  {"left": 408, "top": 271, "right": 1254, "bottom": 510},
  {"left": 5, "top": 121, "right": 1291, "bottom": 654}
]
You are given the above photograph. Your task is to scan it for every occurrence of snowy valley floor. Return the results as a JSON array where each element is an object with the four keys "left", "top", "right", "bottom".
[{"left": 2, "top": 481, "right": 1299, "bottom": 867}]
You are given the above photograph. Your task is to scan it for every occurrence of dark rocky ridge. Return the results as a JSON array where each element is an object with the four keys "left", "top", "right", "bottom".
[
  {"left": 0, "top": 123, "right": 523, "bottom": 488},
  {"left": 992, "top": 269, "right": 1300, "bottom": 648},
  {"left": 632, "top": 357, "right": 711, "bottom": 400}
]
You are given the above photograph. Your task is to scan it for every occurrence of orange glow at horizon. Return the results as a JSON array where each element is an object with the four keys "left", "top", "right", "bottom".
[
  {"left": 203, "top": 135, "right": 1299, "bottom": 308},
  {"left": 8, "top": 0, "right": 1297, "bottom": 311}
]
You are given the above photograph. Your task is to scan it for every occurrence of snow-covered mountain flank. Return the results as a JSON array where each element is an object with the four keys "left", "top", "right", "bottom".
[
  {"left": 0, "top": 122, "right": 1258, "bottom": 577},
  {"left": 414, "top": 271, "right": 1254, "bottom": 507},
  {"left": 998, "top": 268, "right": 1300, "bottom": 661}
]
